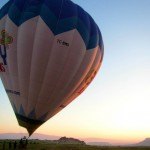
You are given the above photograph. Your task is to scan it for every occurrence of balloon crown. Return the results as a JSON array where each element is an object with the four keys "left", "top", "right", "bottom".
[{"left": 0, "top": 30, "right": 13, "bottom": 46}]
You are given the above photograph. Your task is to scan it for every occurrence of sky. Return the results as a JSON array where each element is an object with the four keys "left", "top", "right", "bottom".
[{"left": 0, "top": 0, "right": 150, "bottom": 145}]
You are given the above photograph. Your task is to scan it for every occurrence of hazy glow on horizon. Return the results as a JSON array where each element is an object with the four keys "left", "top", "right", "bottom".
[{"left": 0, "top": 0, "right": 150, "bottom": 145}]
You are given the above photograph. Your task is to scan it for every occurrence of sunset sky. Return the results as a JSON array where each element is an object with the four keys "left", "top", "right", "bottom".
[{"left": 0, "top": 0, "right": 150, "bottom": 145}]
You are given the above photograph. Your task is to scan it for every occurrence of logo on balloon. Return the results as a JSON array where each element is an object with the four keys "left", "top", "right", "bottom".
[
  {"left": 57, "top": 39, "right": 70, "bottom": 47},
  {"left": 77, "top": 69, "right": 97, "bottom": 94},
  {"left": 0, "top": 30, "right": 13, "bottom": 72},
  {"left": 0, "top": 62, "right": 5, "bottom": 72}
]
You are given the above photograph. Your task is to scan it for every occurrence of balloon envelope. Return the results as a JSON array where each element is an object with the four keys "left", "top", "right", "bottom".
[{"left": 0, "top": 0, "right": 104, "bottom": 136}]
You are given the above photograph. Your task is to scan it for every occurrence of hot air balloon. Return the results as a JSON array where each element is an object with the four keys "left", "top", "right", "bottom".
[{"left": 0, "top": 0, "right": 104, "bottom": 136}]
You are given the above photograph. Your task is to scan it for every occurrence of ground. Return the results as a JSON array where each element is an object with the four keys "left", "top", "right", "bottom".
[{"left": 1, "top": 140, "right": 150, "bottom": 150}]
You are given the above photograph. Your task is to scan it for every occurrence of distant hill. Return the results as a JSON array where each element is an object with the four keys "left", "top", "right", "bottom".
[
  {"left": 55, "top": 136, "right": 86, "bottom": 145},
  {"left": 0, "top": 134, "right": 86, "bottom": 145},
  {"left": 0, "top": 133, "right": 110, "bottom": 144},
  {"left": 134, "top": 138, "right": 150, "bottom": 147},
  {"left": 0, "top": 133, "right": 60, "bottom": 140},
  {"left": 0, "top": 133, "right": 85, "bottom": 144}
]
